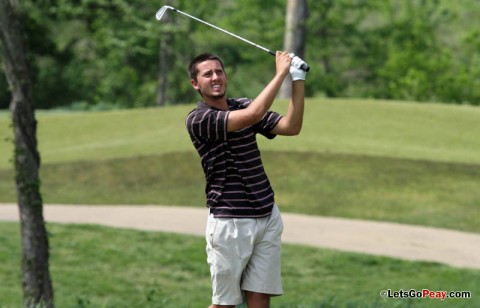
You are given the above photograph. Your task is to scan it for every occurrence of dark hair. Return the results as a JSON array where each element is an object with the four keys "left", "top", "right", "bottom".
[{"left": 188, "top": 53, "right": 225, "bottom": 81}]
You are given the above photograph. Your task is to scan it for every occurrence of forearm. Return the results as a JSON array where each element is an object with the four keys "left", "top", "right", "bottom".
[
  {"left": 285, "top": 80, "right": 305, "bottom": 134},
  {"left": 226, "top": 72, "right": 288, "bottom": 132},
  {"left": 226, "top": 51, "right": 291, "bottom": 132},
  {"left": 248, "top": 72, "right": 287, "bottom": 120},
  {"left": 269, "top": 80, "right": 304, "bottom": 136}
]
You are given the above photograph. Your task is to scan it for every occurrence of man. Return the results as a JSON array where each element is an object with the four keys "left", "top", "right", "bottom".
[{"left": 186, "top": 51, "right": 306, "bottom": 307}]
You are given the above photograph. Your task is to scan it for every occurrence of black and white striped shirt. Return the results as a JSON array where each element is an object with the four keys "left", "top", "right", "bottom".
[{"left": 186, "top": 98, "right": 282, "bottom": 218}]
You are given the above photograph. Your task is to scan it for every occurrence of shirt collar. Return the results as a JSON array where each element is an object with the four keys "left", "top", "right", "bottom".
[{"left": 197, "top": 98, "right": 240, "bottom": 111}]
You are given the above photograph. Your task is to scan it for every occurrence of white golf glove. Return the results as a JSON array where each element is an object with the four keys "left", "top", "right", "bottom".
[{"left": 289, "top": 53, "right": 307, "bottom": 81}]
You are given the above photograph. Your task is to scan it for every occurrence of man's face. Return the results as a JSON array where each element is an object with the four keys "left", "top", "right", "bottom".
[{"left": 191, "top": 60, "right": 227, "bottom": 99}]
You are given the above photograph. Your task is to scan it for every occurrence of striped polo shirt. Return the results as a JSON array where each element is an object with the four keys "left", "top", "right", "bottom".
[{"left": 186, "top": 98, "right": 283, "bottom": 218}]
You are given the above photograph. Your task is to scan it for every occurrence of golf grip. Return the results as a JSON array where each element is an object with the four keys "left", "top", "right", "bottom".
[{"left": 268, "top": 50, "right": 310, "bottom": 72}]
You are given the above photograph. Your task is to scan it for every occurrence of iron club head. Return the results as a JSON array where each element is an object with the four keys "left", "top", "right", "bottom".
[{"left": 155, "top": 6, "right": 175, "bottom": 21}]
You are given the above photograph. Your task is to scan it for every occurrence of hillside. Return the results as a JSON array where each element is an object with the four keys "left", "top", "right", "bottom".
[
  {"left": 1, "top": 99, "right": 479, "bottom": 232},
  {"left": 1, "top": 98, "right": 479, "bottom": 169}
]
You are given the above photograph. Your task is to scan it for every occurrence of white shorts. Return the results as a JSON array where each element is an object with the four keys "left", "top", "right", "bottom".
[{"left": 205, "top": 205, "right": 284, "bottom": 306}]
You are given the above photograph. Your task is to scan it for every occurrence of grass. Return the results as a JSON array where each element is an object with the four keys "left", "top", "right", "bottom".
[
  {"left": 0, "top": 151, "right": 479, "bottom": 232},
  {"left": 1, "top": 99, "right": 479, "bottom": 306},
  {"left": 1, "top": 99, "right": 479, "bottom": 232},
  {"left": 1, "top": 223, "right": 478, "bottom": 307},
  {"left": 1, "top": 99, "right": 480, "bottom": 170}
]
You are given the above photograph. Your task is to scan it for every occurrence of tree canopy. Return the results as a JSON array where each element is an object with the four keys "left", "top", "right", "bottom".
[{"left": 1, "top": 0, "right": 479, "bottom": 110}]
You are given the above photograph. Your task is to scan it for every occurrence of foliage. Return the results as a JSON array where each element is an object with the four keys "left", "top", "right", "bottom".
[
  {"left": 306, "top": 0, "right": 480, "bottom": 104},
  {"left": 0, "top": 0, "right": 479, "bottom": 108}
]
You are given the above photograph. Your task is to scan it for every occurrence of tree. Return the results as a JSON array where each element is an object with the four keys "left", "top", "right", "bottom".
[
  {"left": 279, "top": 0, "right": 308, "bottom": 98},
  {"left": 0, "top": 0, "right": 54, "bottom": 307},
  {"left": 156, "top": 0, "right": 173, "bottom": 106},
  {"left": 2, "top": 0, "right": 479, "bottom": 107}
]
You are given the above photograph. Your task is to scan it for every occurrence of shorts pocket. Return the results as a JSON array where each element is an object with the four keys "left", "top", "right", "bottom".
[
  {"left": 206, "top": 215, "right": 219, "bottom": 248},
  {"left": 268, "top": 205, "right": 284, "bottom": 235}
]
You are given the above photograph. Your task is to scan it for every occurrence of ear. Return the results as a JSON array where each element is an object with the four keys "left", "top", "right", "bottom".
[{"left": 190, "top": 79, "right": 200, "bottom": 90}]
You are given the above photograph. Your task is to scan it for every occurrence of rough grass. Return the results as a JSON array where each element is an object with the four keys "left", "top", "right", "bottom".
[
  {"left": 1, "top": 150, "right": 478, "bottom": 232},
  {"left": 1, "top": 223, "right": 478, "bottom": 307}
]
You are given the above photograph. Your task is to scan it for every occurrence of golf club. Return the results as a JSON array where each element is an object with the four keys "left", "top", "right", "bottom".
[{"left": 156, "top": 6, "right": 310, "bottom": 72}]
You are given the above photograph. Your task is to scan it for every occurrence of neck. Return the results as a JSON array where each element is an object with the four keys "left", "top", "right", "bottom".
[{"left": 204, "top": 96, "right": 228, "bottom": 110}]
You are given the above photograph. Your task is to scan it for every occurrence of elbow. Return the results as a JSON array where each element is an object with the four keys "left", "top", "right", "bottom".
[
  {"left": 284, "top": 124, "right": 302, "bottom": 136},
  {"left": 290, "top": 126, "right": 302, "bottom": 136},
  {"left": 278, "top": 120, "right": 303, "bottom": 136},
  {"left": 290, "top": 121, "right": 303, "bottom": 135}
]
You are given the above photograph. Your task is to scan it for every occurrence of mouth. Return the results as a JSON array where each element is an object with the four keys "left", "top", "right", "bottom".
[
  {"left": 207, "top": 83, "right": 225, "bottom": 98},
  {"left": 211, "top": 84, "right": 224, "bottom": 93}
]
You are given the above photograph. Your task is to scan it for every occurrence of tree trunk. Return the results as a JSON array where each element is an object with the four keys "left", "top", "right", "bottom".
[
  {"left": 156, "top": 33, "right": 170, "bottom": 107},
  {"left": 279, "top": 0, "right": 308, "bottom": 99},
  {"left": 156, "top": 0, "right": 172, "bottom": 107},
  {"left": 0, "top": 1, "right": 54, "bottom": 307}
]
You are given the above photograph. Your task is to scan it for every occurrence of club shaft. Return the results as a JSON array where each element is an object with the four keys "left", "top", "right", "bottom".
[
  {"left": 173, "top": 8, "right": 274, "bottom": 55},
  {"left": 159, "top": 7, "right": 310, "bottom": 72}
]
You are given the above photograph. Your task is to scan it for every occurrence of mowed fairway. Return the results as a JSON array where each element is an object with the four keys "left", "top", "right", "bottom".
[{"left": 1, "top": 98, "right": 480, "bottom": 169}]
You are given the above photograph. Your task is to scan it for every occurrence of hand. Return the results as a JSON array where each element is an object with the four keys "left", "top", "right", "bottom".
[
  {"left": 289, "top": 53, "right": 307, "bottom": 81},
  {"left": 276, "top": 51, "right": 292, "bottom": 77}
]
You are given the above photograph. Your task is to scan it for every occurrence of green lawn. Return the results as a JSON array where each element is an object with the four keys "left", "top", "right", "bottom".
[
  {"left": 1, "top": 223, "right": 477, "bottom": 308},
  {"left": 1, "top": 99, "right": 480, "bottom": 170},
  {"left": 1, "top": 99, "right": 479, "bottom": 232},
  {"left": 0, "top": 151, "right": 478, "bottom": 232},
  {"left": 1, "top": 99, "right": 479, "bottom": 306}
]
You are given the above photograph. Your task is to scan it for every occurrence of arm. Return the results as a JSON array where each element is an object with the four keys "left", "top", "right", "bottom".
[
  {"left": 226, "top": 51, "right": 291, "bottom": 132},
  {"left": 270, "top": 80, "right": 305, "bottom": 136},
  {"left": 270, "top": 55, "right": 306, "bottom": 136}
]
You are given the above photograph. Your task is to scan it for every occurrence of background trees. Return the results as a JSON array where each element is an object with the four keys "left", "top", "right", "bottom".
[
  {"left": 279, "top": 0, "right": 308, "bottom": 98},
  {"left": 0, "top": 0, "right": 479, "bottom": 110}
]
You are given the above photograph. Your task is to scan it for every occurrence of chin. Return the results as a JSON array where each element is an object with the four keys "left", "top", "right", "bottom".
[{"left": 209, "top": 93, "right": 226, "bottom": 99}]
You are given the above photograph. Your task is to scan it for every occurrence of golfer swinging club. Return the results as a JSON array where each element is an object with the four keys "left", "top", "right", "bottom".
[{"left": 186, "top": 51, "right": 306, "bottom": 307}]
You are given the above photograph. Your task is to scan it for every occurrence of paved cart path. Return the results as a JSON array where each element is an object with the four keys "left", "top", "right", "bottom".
[{"left": 1, "top": 204, "right": 479, "bottom": 270}]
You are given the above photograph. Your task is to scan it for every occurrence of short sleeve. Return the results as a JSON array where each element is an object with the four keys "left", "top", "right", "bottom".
[
  {"left": 256, "top": 111, "right": 283, "bottom": 139},
  {"left": 186, "top": 108, "right": 230, "bottom": 142}
]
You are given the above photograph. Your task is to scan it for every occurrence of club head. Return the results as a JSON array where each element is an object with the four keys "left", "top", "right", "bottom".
[{"left": 156, "top": 6, "right": 175, "bottom": 21}]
